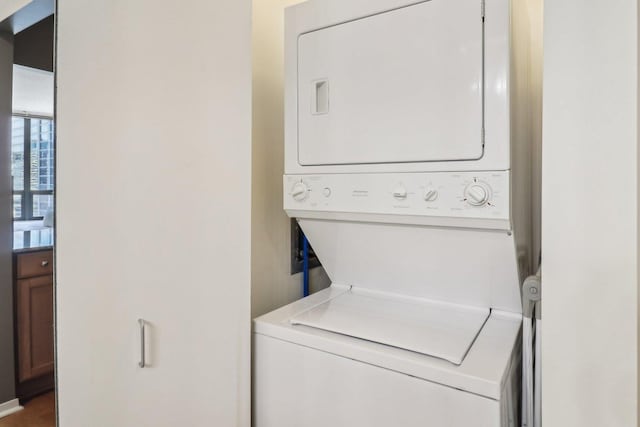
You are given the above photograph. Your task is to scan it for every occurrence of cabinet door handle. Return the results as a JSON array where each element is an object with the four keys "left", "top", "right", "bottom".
[
  {"left": 138, "top": 319, "right": 146, "bottom": 368},
  {"left": 41, "top": 260, "right": 49, "bottom": 267}
]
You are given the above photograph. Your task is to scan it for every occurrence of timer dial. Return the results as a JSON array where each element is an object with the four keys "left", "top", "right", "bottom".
[
  {"left": 465, "top": 182, "right": 491, "bottom": 206},
  {"left": 291, "top": 182, "right": 309, "bottom": 201}
]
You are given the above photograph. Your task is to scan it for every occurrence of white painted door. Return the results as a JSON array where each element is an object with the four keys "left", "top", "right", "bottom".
[
  {"left": 55, "top": 1, "right": 251, "bottom": 426},
  {"left": 297, "top": 0, "right": 484, "bottom": 166}
]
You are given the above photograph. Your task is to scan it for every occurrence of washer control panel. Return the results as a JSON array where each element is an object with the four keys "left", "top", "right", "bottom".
[{"left": 284, "top": 172, "right": 509, "bottom": 220}]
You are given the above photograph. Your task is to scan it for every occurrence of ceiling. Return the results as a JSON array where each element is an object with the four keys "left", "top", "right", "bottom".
[{"left": 0, "top": 0, "right": 53, "bottom": 34}]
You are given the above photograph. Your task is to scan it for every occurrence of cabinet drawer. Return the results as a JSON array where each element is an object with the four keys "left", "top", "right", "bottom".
[{"left": 16, "top": 250, "right": 54, "bottom": 279}]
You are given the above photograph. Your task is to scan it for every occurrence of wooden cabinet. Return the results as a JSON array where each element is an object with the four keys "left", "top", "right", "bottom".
[
  {"left": 16, "top": 251, "right": 54, "bottom": 280},
  {"left": 14, "top": 249, "right": 54, "bottom": 398}
]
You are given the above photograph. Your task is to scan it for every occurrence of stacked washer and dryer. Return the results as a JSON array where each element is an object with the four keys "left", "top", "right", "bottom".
[{"left": 254, "top": 0, "right": 541, "bottom": 425}]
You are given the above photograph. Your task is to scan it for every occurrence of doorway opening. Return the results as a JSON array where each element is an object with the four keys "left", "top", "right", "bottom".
[{"left": 0, "top": 3, "right": 55, "bottom": 426}]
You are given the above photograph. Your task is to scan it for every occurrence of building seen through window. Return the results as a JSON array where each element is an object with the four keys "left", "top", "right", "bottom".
[{"left": 11, "top": 116, "right": 54, "bottom": 220}]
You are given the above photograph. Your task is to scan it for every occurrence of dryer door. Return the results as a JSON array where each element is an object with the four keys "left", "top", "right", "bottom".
[{"left": 297, "top": 0, "right": 484, "bottom": 166}]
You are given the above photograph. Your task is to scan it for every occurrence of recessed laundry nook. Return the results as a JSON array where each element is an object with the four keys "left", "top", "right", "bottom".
[{"left": 1, "top": 0, "right": 639, "bottom": 426}]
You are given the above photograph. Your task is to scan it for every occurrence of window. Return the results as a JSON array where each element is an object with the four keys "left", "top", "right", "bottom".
[{"left": 11, "top": 116, "right": 55, "bottom": 221}]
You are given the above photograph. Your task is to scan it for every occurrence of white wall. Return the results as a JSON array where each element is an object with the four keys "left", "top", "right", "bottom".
[
  {"left": 542, "top": 1, "right": 638, "bottom": 425},
  {"left": 252, "top": 0, "right": 330, "bottom": 319},
  {"left": 528, "top": 0, "right": 543, "bottom": 270}
]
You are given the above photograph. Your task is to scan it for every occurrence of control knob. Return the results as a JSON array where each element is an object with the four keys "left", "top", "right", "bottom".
[
  {"left": 424, "top": 188, "right": 438, "bottom": 202},
  {"left": 291, "top": 182, "right": 309, "bottom": 201},
  {"left": 465, "top": 182, "right": 491, "bottom": 206},
  {"left": 393, "top": 186, "right": 408, "bottom": 200}
]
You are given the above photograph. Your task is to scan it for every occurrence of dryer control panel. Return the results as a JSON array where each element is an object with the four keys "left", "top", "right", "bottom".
[{"left": 284, "top": 171, "right": 510, "bottom": 222}]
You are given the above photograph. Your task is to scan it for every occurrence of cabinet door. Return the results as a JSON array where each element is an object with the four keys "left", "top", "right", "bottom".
[
  {"left": 16, "top": 275, "right": 54, "bottom": 382},
  {"left": 55, "top": 1, "right": 252, "bottom": 426}
]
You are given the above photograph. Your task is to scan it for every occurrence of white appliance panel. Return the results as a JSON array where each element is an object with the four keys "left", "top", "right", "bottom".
[
  {"left": 290, "top": 288, "right": 490, "bottom": 365},
  {"left": 284, "top": 171, "right": 511, "bottom": 228},
  {"left": 297, "top": 219, "right": 522, "bottom": 313},
  {"left": 297, "top": 0, "right": 484, "bottom": 166},
  {"left": 254, "top": 333, "right": 519, "bottom": 427},
  {"left": 254, "top": 334, "right": 500, "bottom": 427}
]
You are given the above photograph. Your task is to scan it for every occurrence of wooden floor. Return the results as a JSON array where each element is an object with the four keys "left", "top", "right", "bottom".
[{"left": 0, "top": 392, "right": 55, "bottom": 427}]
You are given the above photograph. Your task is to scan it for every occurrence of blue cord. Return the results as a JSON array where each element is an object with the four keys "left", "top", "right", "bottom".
[{"left": 303, "top": 234, "right": 310, "bottom": 297}]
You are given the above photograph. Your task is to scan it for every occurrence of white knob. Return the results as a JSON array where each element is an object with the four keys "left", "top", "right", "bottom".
[
  {"left": 465, "top": 183, "right": 491, "bottom": 206},
  {"left": 291, "top": 182, "right": 309, "bottom": 201},
  {"left": 393, "top": 186, "right": 408, "bottom": 200},
  {"left": 424, "top": 188, "right": 438, "bottom": 202}
]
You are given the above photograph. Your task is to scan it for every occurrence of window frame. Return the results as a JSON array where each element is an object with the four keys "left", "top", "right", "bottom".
[{"left": 12, "top": 114, "right": 55, "bottom": 221}]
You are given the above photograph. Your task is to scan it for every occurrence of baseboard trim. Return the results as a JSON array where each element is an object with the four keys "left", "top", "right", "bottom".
[{"left": 0, "top": 398, "right": 23, "bottom": 419}]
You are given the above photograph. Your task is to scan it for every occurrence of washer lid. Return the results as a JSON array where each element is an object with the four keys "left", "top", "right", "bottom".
[{"left": 290, "top": 287, "right": 489, "bottom": 365}]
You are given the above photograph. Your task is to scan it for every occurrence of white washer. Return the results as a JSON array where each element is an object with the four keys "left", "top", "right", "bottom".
[
  {"left": 254, "top": 0, "right": 540, "bottom": 426},
  {"left": 255, "top": 287, "right": 521, "bottom": 426}
]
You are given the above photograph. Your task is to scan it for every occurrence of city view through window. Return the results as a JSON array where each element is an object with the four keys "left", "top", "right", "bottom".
[{"left": 11, "top": 116, "right": 55, "bottom": 220}]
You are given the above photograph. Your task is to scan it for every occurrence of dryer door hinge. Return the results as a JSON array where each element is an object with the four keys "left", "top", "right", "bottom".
[{"left": 481, "top": 0, "right": 485, "bottom": 20}]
